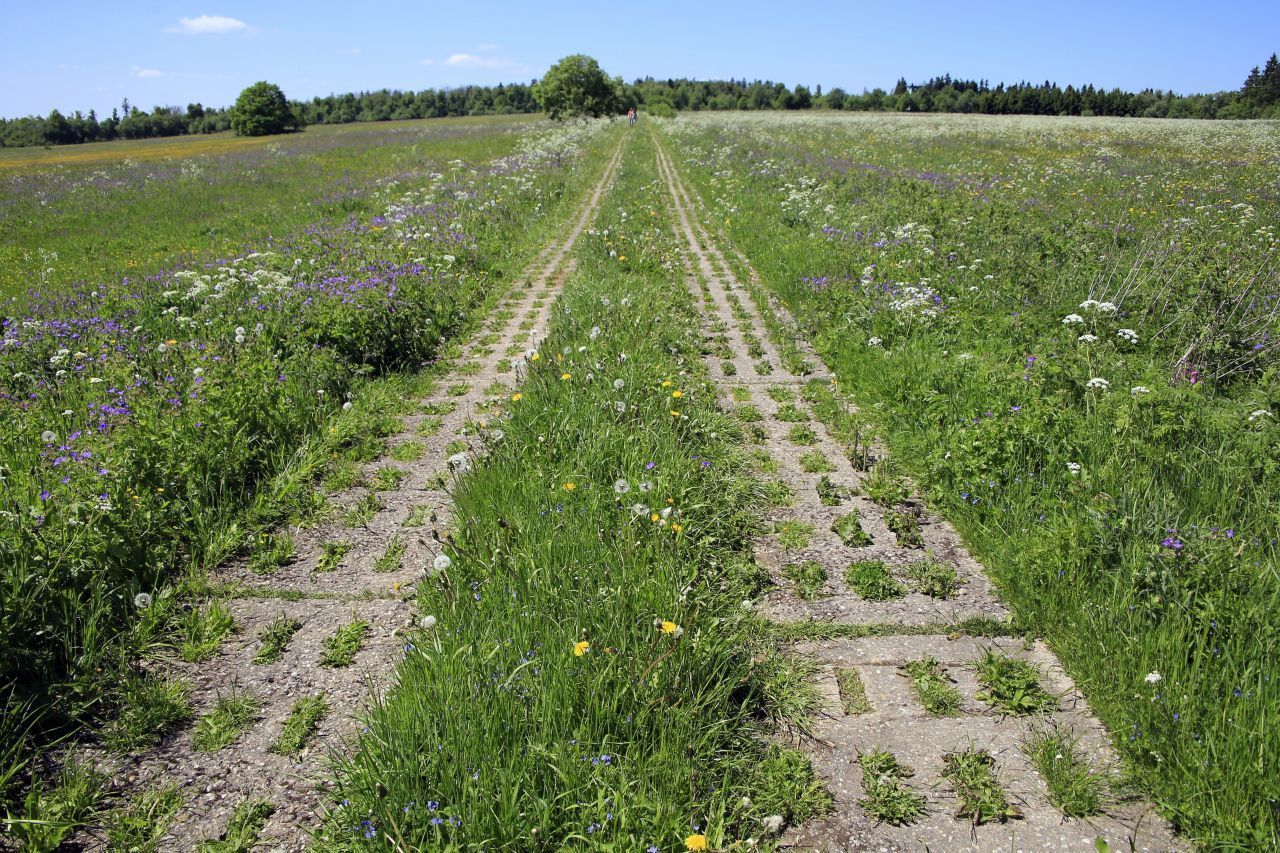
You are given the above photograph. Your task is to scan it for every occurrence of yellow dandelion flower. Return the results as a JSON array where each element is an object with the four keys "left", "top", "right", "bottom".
[
  {"left": 531, "top": 352, "right": 540, "bottom": 362},
  {"left": 670, "top": 410, "right": 680, "bottom": 417},
  {"left": 660, "top": 620, "right": 678, "bottom": 634},
  {"left": 165, "top": 339, "right": 177, "bottom": 346},
  {"left": 671, "top": 390, "right": 683, "bottom": 399},
  {"left": 511, "top": 393, "right": 522, "bottom": 402},
  {"left": 561, "top": 372, "right": 572, "bottom": 380},
  {"left": 651, "top": 513, "right": 660, "bottom": 522},
  {"left": 563, "top": 482, "right": 576, "bottom": 491},
  {"left": 685, "top": 834, "right": 708, "bottom": 851},
  {"left": 672, "top": 523, "right": 683, "bottom": 532},
  {"left": 662, "top": 380, "right": 672, "bottom": 388},
  {"left": 618, "top": 255, "right": 627, "bottom": 261},
  {"left": 573, "top": 640, "right": 590, "bottom": 657}
]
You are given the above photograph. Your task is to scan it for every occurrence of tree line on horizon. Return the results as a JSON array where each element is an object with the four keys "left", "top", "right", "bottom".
[{"left": 2, "top": 53, "right": 1277, "bottom": 149}]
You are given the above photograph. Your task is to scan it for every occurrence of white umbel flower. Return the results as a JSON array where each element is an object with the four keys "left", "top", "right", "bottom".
[{"left": 1085, "top": 377, "right": 1110, "bottom": 390}]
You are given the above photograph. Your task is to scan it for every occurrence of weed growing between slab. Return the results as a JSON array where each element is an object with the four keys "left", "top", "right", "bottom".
[
  {"left": 1023, "top": 728, "right": 1106, "bottom": 818},
  {"left": 857, "top": 750, "right": 925, "bottom": 826},
  {"left": 901, "top": 657, "right": 962, "bottom": 717}
]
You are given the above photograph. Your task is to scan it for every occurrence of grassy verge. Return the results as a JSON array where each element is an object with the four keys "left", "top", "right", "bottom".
[{"left": 319, "top": 130, "right": 825, "bottom": 850}]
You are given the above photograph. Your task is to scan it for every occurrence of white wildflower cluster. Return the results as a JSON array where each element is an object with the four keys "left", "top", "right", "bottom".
[
  {"left": 892, "top": 221, "right": 934, "bottom": 244},
  {"left": 1248, "top": 409, "right": 1271, "bottom": 422},
  {"left": 1117, "top": 328, "right": 1139, "bottom": 344},
  {"left": 1080, "top": 299, "right": 1118, "bottom": 314},
  {"left": 1131, "top": 386, "right": 1152, "bottom": 396},
  {"left": 1078, "top": 333, "right": 1098, "bottom": 344},
  {"left": 888, "top": 284, "right": 940, "bottom": 319},
  {"left": 1066, "top": 462, "right": 1082, "bottom": 475},
  {"left": 779, "top": 176, "right": 824, "bottom": 222},
  {"left": 1062, "top": 313, "right": 1084, "bottom": 325},
  {"left": 1085, "top": 377, "right": 1110, "bottom": 390}
]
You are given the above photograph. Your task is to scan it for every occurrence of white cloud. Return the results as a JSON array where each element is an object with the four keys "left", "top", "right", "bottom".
[
  {"left": 165, "top": 14, "right": 250, "bottom": 35},
  {"left": 443, "top": 53, "right": 515, "bottom": 69},
  {"left": 475, "top": 43, "right": 498, "bottom": 52},
  {"left": 131, "top": 66, "right": 165, "bottom": 78}
]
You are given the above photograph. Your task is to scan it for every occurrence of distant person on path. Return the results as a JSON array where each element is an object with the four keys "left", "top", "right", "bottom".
[{"left": 628, "top": 107, "right": 637, "bottom": 126}]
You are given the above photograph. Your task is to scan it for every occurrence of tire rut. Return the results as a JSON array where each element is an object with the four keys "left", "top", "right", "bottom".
[
  {"left": 653, "top": 138, "right": 1181, "bottom": 852},
  {"left": 74, "top": 140, "right": 625, "bottom": 853}
]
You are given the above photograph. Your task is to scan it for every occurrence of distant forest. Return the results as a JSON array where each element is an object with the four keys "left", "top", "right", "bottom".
[{"left": 3, "top": 53, "right": 1277, "bottom": 148}]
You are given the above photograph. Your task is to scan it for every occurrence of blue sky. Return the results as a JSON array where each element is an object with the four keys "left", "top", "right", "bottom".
[{"left": 3, "top": 1, "right": 1277, "bottom": 118}]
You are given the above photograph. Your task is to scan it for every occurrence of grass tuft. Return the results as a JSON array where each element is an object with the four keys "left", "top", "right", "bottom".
[{"left": 900, "top": 657, "right": 962, "bottom": 716}]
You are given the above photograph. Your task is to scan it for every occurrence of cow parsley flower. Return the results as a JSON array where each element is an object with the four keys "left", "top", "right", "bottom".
[
  {"left": 1078, "top": 334, "right": 1098, "bottom": 343},
  {"left": 1249, "top": 409, "right": 1271, "bottom": 421},
  {"left": 1085, "top": 377, "right": 1110, "bottom": 390},
  {"left": 1118, "top": 328, "right": 1139, "bottom": 343},
  {"left": 1062, "top": 314, "right": 1084, "bottom": 325},
  {"left": 1066, "top": 462, "right": 1082, "bottom": 475},
  {"left": 867, "top": 337, "right": 883, "bottom": 348},
  {"left": 1145, "top": 671, "right": 1162, "bottom": 684},
  {"left": 1131, "top": 386, "right": 1151, "bottom": 396}
]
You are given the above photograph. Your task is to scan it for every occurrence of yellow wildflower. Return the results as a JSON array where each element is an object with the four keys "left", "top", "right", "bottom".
[
  {"left": 670, "top": 410, "right": 680, "bottom": 417},
  {"left": 671, "top": 390, "right": 683, "bottom": 399},
  {"left": 662, "top": 380, "right": 672, "bottom": 388},
  {"left": 531, "top": 352, "right": 540, "bottom": 361},
  {"left": 563, "top": 482, "right": 576, "bottom": 491},
  {"left": 685, "top": 835, "right": 708, "bottom": 851},
  {"left": 511, "top": 393, "right": 522, "bottom": 402},
  {"left": 651, "top": 513, "right": 660, "bottom": 522},
  {"left": 562, "top": 372, "right": 572, "bottom": 380},
  {"left": 660, "top": 620, "right": 678, "bottom": 634},
  {"left": 618, "top": 255, "right": 627, "bottom": 261},
  {"left": 672, "top": 523, "right": 683, "bottom": 532},
  {"left": 573, "top": 640, "right": 590, "bottom": 657}
]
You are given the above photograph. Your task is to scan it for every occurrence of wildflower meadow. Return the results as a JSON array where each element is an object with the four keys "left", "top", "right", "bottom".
[{"left": 2, "top": 106, "right": 1277, "bottom": 851}]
